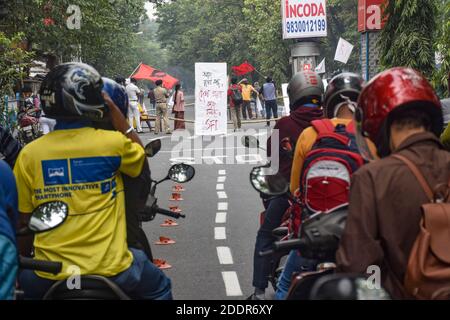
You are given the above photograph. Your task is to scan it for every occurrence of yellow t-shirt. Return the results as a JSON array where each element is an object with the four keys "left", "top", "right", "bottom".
[
  {"left": 290, "top": 118, "right": 378, "bottom": 193},
  {"left": 241, "top": 84, "right": 255, "bottom": 101},
  {"left": 14, "top": 126, "right": 145, "bottom": 280}
]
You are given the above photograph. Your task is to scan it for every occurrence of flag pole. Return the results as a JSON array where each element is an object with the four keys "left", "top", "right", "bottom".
[
  {"left": 129, "top": 62, "right": 143, "bottom": 79},
  {"left": 253, "top": 68, "right": 266, "bottom": 79}
]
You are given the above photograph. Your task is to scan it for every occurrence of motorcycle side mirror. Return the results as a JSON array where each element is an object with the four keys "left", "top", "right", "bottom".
[
  {"left": 242, "top": 136, "right": 260, "bottom": 149},
  {"left": 144, "top": 139, "right": 162, "bottom": 158},
  {"left": 168, "top": 163, "right": 195, "bottom": 183},
  {"left": 28, "top": 201, "right": 69, "bottom": 233},
  {"left": 309, "top": 274, "right": 391, "bottom": 300},
  {"left": 249, "top": 166, "right": 289, "bottom": 196}
]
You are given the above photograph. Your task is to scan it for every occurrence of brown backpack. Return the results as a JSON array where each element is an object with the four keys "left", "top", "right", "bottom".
[{"left": 393, "top": 154, "right": 450, "bottom": 300}]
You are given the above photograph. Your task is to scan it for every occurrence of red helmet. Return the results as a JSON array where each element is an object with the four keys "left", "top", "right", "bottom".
[{"left": 357, "top": 67, "right": 442, "bottom": 143}]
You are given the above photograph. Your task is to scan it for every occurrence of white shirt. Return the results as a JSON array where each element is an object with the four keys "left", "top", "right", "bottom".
[{"left": 126, "top": 83, "right": 141, "bottom": 101}]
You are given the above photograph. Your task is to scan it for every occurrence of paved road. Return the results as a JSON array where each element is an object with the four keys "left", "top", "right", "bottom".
[{"left": 138, "top": 105, "right": 275, "bottom": 300}]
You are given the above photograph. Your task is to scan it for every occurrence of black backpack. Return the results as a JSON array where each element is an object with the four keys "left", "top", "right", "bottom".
[{"left": 231, "top": 86, "right": 243, "bottom": 105}]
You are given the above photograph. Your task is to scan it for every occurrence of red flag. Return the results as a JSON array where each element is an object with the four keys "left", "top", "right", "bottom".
[
  {"left": 131, "top": 63, "right": 179, "bottom": 89},
  {"left": 232, "top": 61, "right": 255, "bottom": 76}
]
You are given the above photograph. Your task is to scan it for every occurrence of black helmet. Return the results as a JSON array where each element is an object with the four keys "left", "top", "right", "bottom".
[
  {"left": 287, "top": 71, "right": 324, "bottom": 110},
  {"left": 324, "top": 73, "right": 364, "bottom": 119},
  {"left": 39, "top": 62, "right": 107, "bottom": 121}
]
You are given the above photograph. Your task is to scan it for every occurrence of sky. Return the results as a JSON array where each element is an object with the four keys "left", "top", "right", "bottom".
[{"left": 145, "top": 1, "right": 156, "bottom": 19}]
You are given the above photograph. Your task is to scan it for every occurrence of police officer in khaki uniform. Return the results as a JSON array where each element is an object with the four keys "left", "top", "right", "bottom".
[{"left": 153, "top": 80, "right": 172, "bottom": 135}]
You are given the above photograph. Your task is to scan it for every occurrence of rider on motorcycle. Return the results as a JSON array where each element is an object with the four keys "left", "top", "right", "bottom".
[
  {"left": 275, "top": 72, "right": 369, "bottom": 300},
  {"left": 248, "top": 71, "right": 324, "bottom": 300},
  {"left": 336, "top": 67, "right": 449, "bottom": 299},
  {"left": 0, "top": 160, "right": 19, "bottom": 299},
  {"left": 14, "top": 62, "right": 172, "bottom": 299},
  {"left": 0, "top": 125, "right": 21, "bottom": 168},
  {"left": 96, "top": 77, "right": 153, "bottom": 261}
]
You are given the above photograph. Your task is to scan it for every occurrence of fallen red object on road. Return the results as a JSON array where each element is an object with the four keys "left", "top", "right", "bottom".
[
  {"left": 153, "top": 259, "right": 172, "bottom": 269},
  {"left": 155, "top": 236, "right": 176, "bottom": 245},
  {"left": 169, "top": 192, "right": 184, "bottom": 201},
  {"left": 160, "top": 219, "right": 179, "bottom": 227}
]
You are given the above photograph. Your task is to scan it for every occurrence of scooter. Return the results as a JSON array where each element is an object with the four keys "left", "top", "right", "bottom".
[
  {"left": 17, "top": 141, "right": 196, "bottom": 300},
  {"left": 248, "top": 166, "right": 390, "bottom": 300}
]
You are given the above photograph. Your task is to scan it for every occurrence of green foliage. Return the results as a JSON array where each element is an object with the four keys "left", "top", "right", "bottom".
[
  {"left": 378, "top": 0, "right": 438, "bottom": 78},
  {"left": 323, "top": 0, "right": 360, "bottom": 74},
  {"left": 157, "top": 0, "right": 362, "bottom": 86},
  {"left": 0, "top": 32, "right": 34, "bottom": 98},
  {"left": 1, "top": 0, "right": 148, "bottom": 77},
  {"left": 242, "top": 0, "right": 292, "bottom": 84},
  {"left": 433, "top": 0, "right": 450, "bottom": 97}
]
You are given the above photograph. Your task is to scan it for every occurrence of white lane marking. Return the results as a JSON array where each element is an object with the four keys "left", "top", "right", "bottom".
[
  {"left": 221, "top": 272, "right": 243, "bottom": 297},
  {"left": 216, "top": 247, "right": 233, "bottom": 265},
  {"left": 216, "top": 184, "right": 224, "bottom": 190},
  {"left": 147, "top": 136, "right": 172, "bottom": 141},
  {"left": 217, "top": 191, "right": 228, "bottom": 199},
  {"left": 218, "top": 202, "right": 228, "bottom": 211},
  {"left": 158, "top": 146, "right": 254, "bottom": 153},
  {"left": 217, "top": 176, "right": 226, "bottom": 183},
  {"left": 218, "top": 170, "right": 226, "bottom": 175},
  {"left": 215, "top": 212, "right": 227, "bottom": 224},
  {"left": 214, "top": 227, "right": 226, "bottom": 240}
]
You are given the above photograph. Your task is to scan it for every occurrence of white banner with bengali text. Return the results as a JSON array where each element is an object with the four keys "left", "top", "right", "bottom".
[{"left": 195, "top": 63, "right": 228, "bottom": 136}]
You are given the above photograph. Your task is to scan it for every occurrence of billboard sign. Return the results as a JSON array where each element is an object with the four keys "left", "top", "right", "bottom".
[
  {"left": 282, "top": 0, "right": 328, "bottom": 39},
  {"left": 358, "top": 0, "right": 387, "bottom": 32}
]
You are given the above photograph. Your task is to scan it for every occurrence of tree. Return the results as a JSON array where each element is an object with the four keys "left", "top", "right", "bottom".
[
  {"left": 433, "top": 0, "right": 450, "bottom": 97},
  {"left": 378, "top": 0, "right": 438, "bottom": 78},
  {"left": 0, "top": 0, "right": 148, "bottom": 77},
  {"left": 322, "top": 0, "right": 360, "bottom": 75},
  {"left": 0, "top": 32, "right": 34, "bottom": 98},
  {"left": 242, "top": 0, "right": 292, "bottom": 84}
]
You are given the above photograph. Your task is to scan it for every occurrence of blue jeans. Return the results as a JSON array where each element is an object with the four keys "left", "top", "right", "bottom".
[
  {"left": 252, "top": 196, "right": 290, "bottom": 289},
  {"left": 275, "top": 249, "right": 317, "bottom": 300},
  {"left": 265, "top": 100, "right": 278, "bottom": 125},
  {"left": 19, "top": 248, "right": 172, "bottom": 300}
]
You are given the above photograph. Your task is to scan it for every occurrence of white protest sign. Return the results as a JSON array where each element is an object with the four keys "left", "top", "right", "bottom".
[
  {"left": 334, "top": 38, "right": 354, "bottom": 64},
  {"left": 282, "top": 83, "right": 290, "bottom": 116},
  {"left": 282, "top": 0, "right": 327, "bottom": 39},
  {"left": 315, "top": 58, "right": 326, "bottom": 74},
  {"left": 195, "top": 63, "right": 228, "bottom": 136}
]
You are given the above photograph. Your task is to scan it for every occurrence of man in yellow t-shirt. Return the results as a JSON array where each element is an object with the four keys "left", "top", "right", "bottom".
[
  {"left": 240, "top": 79, "right": 259, "bottom": 120},
  {"left": 16, "top": 63, "right": 172, "bottom": 300}
]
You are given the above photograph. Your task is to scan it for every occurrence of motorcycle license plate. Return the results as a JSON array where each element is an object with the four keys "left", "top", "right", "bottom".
[{"left": 23, "top": 126, "right": 32, "bottom": 131}]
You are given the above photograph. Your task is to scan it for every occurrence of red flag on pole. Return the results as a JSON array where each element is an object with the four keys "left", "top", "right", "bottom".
[
  {"left": 232, "top": 61, "right": 255, "bottom": 76},
  {"left": 131, "top": 63, "right": 179, "bottom": 89}
]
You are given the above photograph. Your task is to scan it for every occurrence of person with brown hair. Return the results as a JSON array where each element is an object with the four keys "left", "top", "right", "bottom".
[{"left": 172, "top": 83, "right": 185, "bottom": 130}]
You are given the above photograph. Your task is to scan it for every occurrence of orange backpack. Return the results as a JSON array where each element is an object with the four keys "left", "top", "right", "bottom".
[{"left": 394, "top": 154, "right": 450, "bottom": 300}]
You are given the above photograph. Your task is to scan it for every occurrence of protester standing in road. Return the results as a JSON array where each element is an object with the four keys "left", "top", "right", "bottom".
[
  {"left": 260, "top": 77, "right": 278, "bottom": 126},
  {"left": 228, "top": 77, "right": 243, "bottom": 132},
  {"left": 173, "top": 83, "right": 185, "bottom": 130},
  {"left": 126, "top": 78, "right": 143, "bottom": 133},
  {"left": 154, "top": 80, "right": 172, "bottom": 135},
  {"left": 240, "top": 79, "right": 259, "bottom": 120}
]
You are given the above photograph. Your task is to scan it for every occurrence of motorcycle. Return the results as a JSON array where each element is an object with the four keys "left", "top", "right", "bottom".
[
  {"left": 248, "top": 165, "right": 390, "bottom": 300},
  {"left": 242, "top": 135, "right": 294, "bottom": 290},
  {"left": 17, "top": 141, "right": 196, "bottom": 300},
  {"left": 17, "top": 106, "right": 42, "bottom": 145}
]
